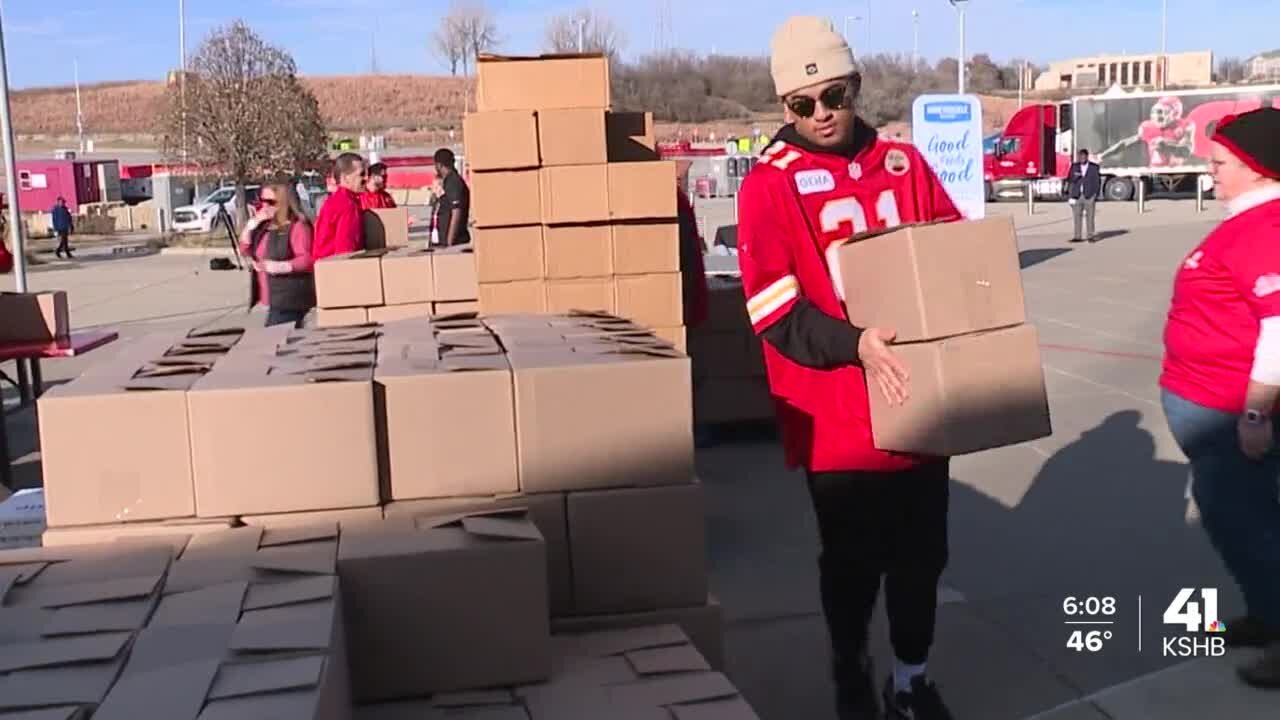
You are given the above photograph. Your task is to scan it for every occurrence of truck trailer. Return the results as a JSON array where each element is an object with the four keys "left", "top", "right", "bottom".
[{"left": 985, "top": 83, "right": 1280, "bottom": 202}]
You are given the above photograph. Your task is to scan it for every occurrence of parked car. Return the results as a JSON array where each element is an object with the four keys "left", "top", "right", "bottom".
[{"left": 172, "top": 185, "right": 261, "bottom": 233}]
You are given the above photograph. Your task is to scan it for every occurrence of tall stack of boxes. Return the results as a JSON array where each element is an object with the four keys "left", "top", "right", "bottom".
[
  {"left": 689, "top": 277, "right": 775, "bottom": 425},
  {"left": 314, "top": 246, "right": 479, "bottom": 327},
  {"left": 834, "top": 215, "right": 1053, "bottom": 455},
  {"left": 24, "top": 311, "right": 754, "bottom": 717},
  {"left": 465, "top": 53, "right": 687, "bottom": 350}
]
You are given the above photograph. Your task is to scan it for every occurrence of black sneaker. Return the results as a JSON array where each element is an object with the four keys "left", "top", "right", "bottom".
[
  {"left": 832, "top": 655, "right": 880, "bottom": 719},
  {"left": 883, "top": 675, "right": 955, "bottom": 720}
]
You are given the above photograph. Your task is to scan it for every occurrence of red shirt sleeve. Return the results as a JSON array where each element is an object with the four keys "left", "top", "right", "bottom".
[
  {"left": 288, "top": 221, "right": 315, "bottom": 273},
  {"left": 332, "top": 193, "right": 364, "bottom": 255},
  {"left": 1227, "top": 222, "right": 1280, "bottom": 319},
  {"left": 738, "top": 175, "right": 800, "bottom": 334},
  {"left": 907, "top": 145, "right": 963, "bottom": 222}
]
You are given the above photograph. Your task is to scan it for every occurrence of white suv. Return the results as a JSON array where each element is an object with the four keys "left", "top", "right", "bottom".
[{"left": 172, "top": 185, "right": 261, "bottom": 233}]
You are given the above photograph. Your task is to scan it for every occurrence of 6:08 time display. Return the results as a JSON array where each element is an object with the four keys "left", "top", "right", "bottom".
[{"left": 1062, "top": 596, "right": 1117, "bottom": 616}]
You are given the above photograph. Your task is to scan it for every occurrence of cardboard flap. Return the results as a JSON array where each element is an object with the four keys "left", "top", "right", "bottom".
[
  {"left": 287, "top": 340, "right": 378, "bottom": 358},
  {"left": 432, "top": 689, "right": 516, "bottom": 708},
  {"left": 438, "top": 346, "right": 504, "bottom": 359},
  {"left": 150, "top": 582, "right": 250, "bottom": 627},
  {"left": 430, "top": 311, "right": 480, "bottom": 323},
  {"left": 123, "top": 375, "right": 204, "bottom": 392},
  {"left": 252, "top": 542, "right": 337, "bottom": 576},
  {"left": 127, "top": 623, "right": 236, "bottom": 672},
  {"left": 42, "top": 598, "right": 156, "bottom": 637},
  {"left": 417, "top": 507, "right": 528, "bottom": 531},
  {"left": 0, "top": 708, "right": 84, "bottom": 720},
  {"left": 671, "top": 698, "right": 761, "bottom": 720},
  {"left": 173, "top": 336, "right": 239, "bottom": 351},
  {"left": 243, "top": 576, "right": 336, "bottom": 611},
  {"left": 566, "top": 309, "right": 622, "bottom": 320},
  {"left": 607, "top": 672, "right": 739, "bottom": 708},
  {"left": 438, "top": 354, "right": 508, "bottom": 372},
  {"left": 260, "top": 524, "right": 338, "bottom": 548},
  {"left": 150, "top": 353, "right": 226, "bottom": 367},
  {"left": 307, "top": 355, "right": 376, "bottom": 372},
  {"left": 597, "top": 344, "right": 683, "bottom": 359},
  {"left": 207, "top": 655, "right": 325, "bottom": 700},
  {"left": 305, "top": 369, "right": 372, "bottom": 383},
  {"left": 229, "top": 616, "right": 331, "bottom": 653},
  {"left": 0, "top": 631, "right": 131, "bottom": 673},
  {"left": 0, "top": 607, "right": 49, "bottom": 644},
  {"left": 437, "top": 333, "right": 498, "bottom": 349},
  {"left": 0, "top": 548, "right": 76, "bottom": 566},
  {"left": 0, "top": 568, "right": 17, "bottom": 603},
  {"left": 460, "top": 513, "right": 542, "bottom": 542},
  {"left": 565, "top": 624, "right": 690, "bottom": 658},
  {"left": 131, "top": 363, "right": 209, "bottom": 377},
  {"left": 625, "top": 644, "right": 711, "bottom": 676},
  {"left": 180, "top": 526, "right": 265, "bottom": 561},
  {"left": 92, "top": 659, "right": 220, "bottom": 720},
  {"left": 186, "top": 327, "right": 246, "bottom": 339},
  {"left": 0, "top": 561, "right": 51, "bottom": 586},
  {"left": 0, "top": 659, "right": 126, "bottom": 711},
  {"left": 19, "top": 575, "right": 162, "bottom": 609},
  {"left": 293, "top": 329, "right": 378, "bottom": 346}
]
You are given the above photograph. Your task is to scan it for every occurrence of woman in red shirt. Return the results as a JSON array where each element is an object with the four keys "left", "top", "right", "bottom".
[
  {"left": 239, "top": 181, "right": 316, "bottom": 328},
  {"left": 1160, "top": 107, "right": 1280, "bottom": 688}
]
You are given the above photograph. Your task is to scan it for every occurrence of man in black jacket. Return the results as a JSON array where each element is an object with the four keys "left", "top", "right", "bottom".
[{"left": 1068, "top": 149, "right": 1102, "bottom": 242}]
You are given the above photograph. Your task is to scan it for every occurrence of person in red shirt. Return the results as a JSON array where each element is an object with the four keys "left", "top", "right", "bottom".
[
  {"left": 360, "top": 162, "right": 397, "bottom": 210},
  {"left": 738, "top": 16, "right": 961, "bottom": 720},
  {"left": 312, "top": 153, "right": 366, "bottom": 259},
  {"left": 1160, "top": 107, "right": 1280, "bottom": 689}
]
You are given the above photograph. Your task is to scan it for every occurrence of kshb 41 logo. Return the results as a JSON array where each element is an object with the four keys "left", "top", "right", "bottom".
[{"left": 1162, "top": 588, "right": 1226, "bottom": 657}]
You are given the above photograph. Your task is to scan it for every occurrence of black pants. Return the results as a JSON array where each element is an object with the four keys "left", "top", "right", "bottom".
[
  {"left": 806, "top": 459, "right": 950, "bottom": 666},
  {"left": 55, "top": 231, "right": 70, "bottom": 254},
  {"left": 266, "top": 307, "right": 308, "bottom": 329}
]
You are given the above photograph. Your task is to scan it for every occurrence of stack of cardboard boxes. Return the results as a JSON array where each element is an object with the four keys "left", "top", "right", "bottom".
[
  {"left": 464, "top": 53, "right": 687, "bottom": 350},
  {"left": 834, "top": 215, "right": 1053, "bottom": 455},
  {"left": 314, "top": 246, "right": 479, "bottom": 327},
  {"left": 23, "top": 312, "right": 756, "bottom": 717},
  {"left": 689, "top": 277, "right": 775, "bottom": 425}
]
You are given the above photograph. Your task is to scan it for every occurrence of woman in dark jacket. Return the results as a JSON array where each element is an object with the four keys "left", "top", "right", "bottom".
[{"left": 239, "top": 181, "right": 316, "bottom": 327}]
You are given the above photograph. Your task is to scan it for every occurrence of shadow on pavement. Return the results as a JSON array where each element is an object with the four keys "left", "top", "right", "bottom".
[
  {"left": 1089, "top": 229, "right": 1130, "bottom": 243},
  {"left": 1020, "top": 248, "right": 1072, "bottom": 269}
]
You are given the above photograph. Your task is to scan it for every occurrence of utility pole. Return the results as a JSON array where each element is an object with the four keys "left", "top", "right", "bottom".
[
  {"left": 74, "top": 60, "right": 84, "bottom": 153},
  {"left": 949, "top": 0, "right": 970, "bottom": 94},
  {"left": 577, "top": 17, "right": 585, "bottom": 52},
  {"left": 911, "top": 10, "right": 920, "bottom": 70},
  {"left": 0, "top": 4, "right": 28, "bottom": 292},
  {"left": 843, "top": 16, "right": 860, "bottom": 58},
  {"left": 1159, "top": 0, "right": 1168, "bottom": 89},
  {"left": 179, "top": 0, "right": 187, "bottom": 165}
]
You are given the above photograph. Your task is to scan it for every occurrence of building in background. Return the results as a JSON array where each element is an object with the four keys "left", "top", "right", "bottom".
[
  {"left": 1248, "top": 50, "right": 1280, "bottom": 81},
  {"left": 1034, "top": 50, "right": 1213, "bottom": 91}
]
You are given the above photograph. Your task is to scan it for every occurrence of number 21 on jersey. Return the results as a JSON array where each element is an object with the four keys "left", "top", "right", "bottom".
[{"left": 819, "top": 190, "right": 902, "bottom": 234}]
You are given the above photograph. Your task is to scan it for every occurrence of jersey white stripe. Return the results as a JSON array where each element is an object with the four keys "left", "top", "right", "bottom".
[
  {"left": 746, "top": 275, "right": 799, "bottom": 315},
  {"left": 748, "top": 286, "right": 799, "bottom": 326}
]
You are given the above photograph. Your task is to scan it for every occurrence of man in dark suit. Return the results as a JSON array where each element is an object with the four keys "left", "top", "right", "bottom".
[{"left": 1067, "top": 148, "right": 1102, "bottom": 242}]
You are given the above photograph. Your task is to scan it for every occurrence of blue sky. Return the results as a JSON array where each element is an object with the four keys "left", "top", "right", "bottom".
[{"left": 4, "top": 0, "right": 1276, "bottom": 88}]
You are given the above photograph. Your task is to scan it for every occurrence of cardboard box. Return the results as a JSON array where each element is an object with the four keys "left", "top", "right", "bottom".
[
  {"left": 480, "top": 281, "right": 547, "bottom": 315},
  {"left": 385, "top": 492, "right": 571, "bottom": 616},
  {"left": 315, "top": 251, "right": 385, "bottom": 309},
  {"left": 693, "top": 376, "right": 775, "bottom": 424},
  {"left": 42, "top": 518, "right": 238, "bottom": 547},
  {"left": 471, "top": 170, "right": 542, "bottom": 228},
  {"left": 317, "top": 307, "right": 370, "bottom": 328},
  {"left": 380, "top": 248, "right": 435, "bottom": 305},
  {"left": 434, "top": 300, "right": 480, "bottom": 315},
  {"left": 550, "top": 595, "right": 724, "bottom": 669},
  {"left": 161, "top": 523, "right": 340, "bottom": 594},
  {"left": 608, "top": 162, "right": 678, "bottom": 220},
  {"left": 240, "top": 506, "right": 384, "bottom": 529},
  {"left": 613, "top": 221, "right": 679, "bottom": 275},
  {"left": 337, "top": 510, "right": 550, "bottom": 700},
  {"left": 606, "top": 111, "right": 658, "bottom": 162},
  {"left": 432, "top": 246, "right": 479, "bottom": 301},
  {"left": 375, "top": 343, "right": 518, "bottom": 500},
  {"left": 510, "top": 342, "right": 693, "bottom": 493},
  {"left": 566, "top": 482, "right": 707, "bottom": 614},
  {"left": 186, "top": 339, "right": 380, "bottom": 518},
  {"left": 652, "top": 326, "right": 687, "bottom": 353},
  {"left": 362, "top": 207, "right": 409, "bottom": 250},
  {"left": 835, "top": 216, "right": 1027, "bottom": 342},
  {"left": 870, "top": 324, "right": 1051, "bottom": 455},
  {"left": 37, "top": 330, "right": 246, "bottom": 527},
  {"left": 546, "top": 278, "right": 615, "bottom": 315},
  {"left": 474, "top": 225, "right": 544, "bottom": 283},
  {"left": 463, "top": 110, "right": 540, "bottom": 170},
  {"left": 367, "top": 303, "right": 432, "bottom": 324},
  {"left": 540, "top": 165, "right": 610, "bottom": 225},
  {"left": 0, "top": 290, "right": 69, "bottom": 342},
  {"left": 538, "top": 109, "right": 607, "bottom": 166},
  {"left": 615, "top": 273, "right": 683, "bottom": 328},
  {"left": 475, "top": 53, "right": 610, "bottom": 112},
  {"left": 543, "top": 224, "right": 612, "bottom": 279}
]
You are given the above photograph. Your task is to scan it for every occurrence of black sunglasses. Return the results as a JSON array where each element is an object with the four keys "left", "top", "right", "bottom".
[{"left": 786, "top": 79, "right": 860, "bottom": 118}]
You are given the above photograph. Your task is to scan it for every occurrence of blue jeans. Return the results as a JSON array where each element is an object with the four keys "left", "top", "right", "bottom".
[{"left": 1162, "top": 390, "right": 1280, "bottom": 628}]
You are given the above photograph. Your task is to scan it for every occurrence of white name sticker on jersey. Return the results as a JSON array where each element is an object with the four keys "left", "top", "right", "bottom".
[{"left": 794, "top": 170, "right": 836, "bottom": 195}]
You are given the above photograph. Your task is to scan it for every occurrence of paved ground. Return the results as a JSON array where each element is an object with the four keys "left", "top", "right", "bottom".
[{"left": 1, "top": 197, "right": 1271, "bottom": 718}]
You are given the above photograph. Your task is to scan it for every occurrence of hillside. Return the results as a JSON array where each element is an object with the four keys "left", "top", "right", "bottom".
[{"left": 11, "top": 74, "right": 1020, "bottom": 147}]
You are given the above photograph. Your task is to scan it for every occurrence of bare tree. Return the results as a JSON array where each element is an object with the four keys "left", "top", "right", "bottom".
[
  {"left": 160, "top": 20, "right": 327, "bottom": 226},
  {"left": 438, "top": 0, "right": 499, "bottom": 76},
  {"left": 1216, "top": 57, "right": 1247, "bottom": 84},
  {"left": 544, "top": 9, "right": 624, "bottom": 59},
  {"left": 432, "top": 15, "right": 465, "bottom": 75}
]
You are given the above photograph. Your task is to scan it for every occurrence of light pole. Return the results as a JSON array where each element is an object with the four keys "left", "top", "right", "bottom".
[
  {"left": 577, "top": 17, "right": 585, "bottom": 52},
  {"left": 0, "top": 4, "right": 27, "bottom": 292},
  {"left": 843, "top": 15, "right": 861, "bottom": 58},
  {"left": 1159, "top": 0, "right": 1167, "bottom": 89},
  {"left": 74, "top": 60, "right": 84, "bottom": 153},
  {"left": 911, "top": 9, "right": 920, "bottom": 70},
  {"left": 949, "top": 0, "right": 969, "bottom": 94},
  {"left": 179, "top": 0, "right": 187, "bottom": 165}
]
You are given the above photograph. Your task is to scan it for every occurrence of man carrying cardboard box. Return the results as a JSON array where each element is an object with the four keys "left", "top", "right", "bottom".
[
  {"left": 737, "top": 16, "right": 962, "bottom": 720},
  {"left": 313, "top": 153, "right": 367, "bottom": 259}
]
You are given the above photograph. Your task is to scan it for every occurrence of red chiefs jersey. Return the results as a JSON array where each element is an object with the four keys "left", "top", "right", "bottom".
[
  {"left": 359, "top": 190, "right": 397, "bottom": 210},
  {"left": 737, "top": 129, "right": 961, "bottom": 472},
  {"left": 1161, "top": 191, "right": 1280, "bottom": 414}
]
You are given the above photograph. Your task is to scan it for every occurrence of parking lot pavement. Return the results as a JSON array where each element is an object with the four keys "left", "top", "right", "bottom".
[{"left": 0, "top": 199, "right": 1263, "bottom": 718}]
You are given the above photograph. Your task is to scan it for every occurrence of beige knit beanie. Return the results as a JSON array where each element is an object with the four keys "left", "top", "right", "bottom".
[{"left": 770, "top": 16, "right": 857, "bottom": 97}]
